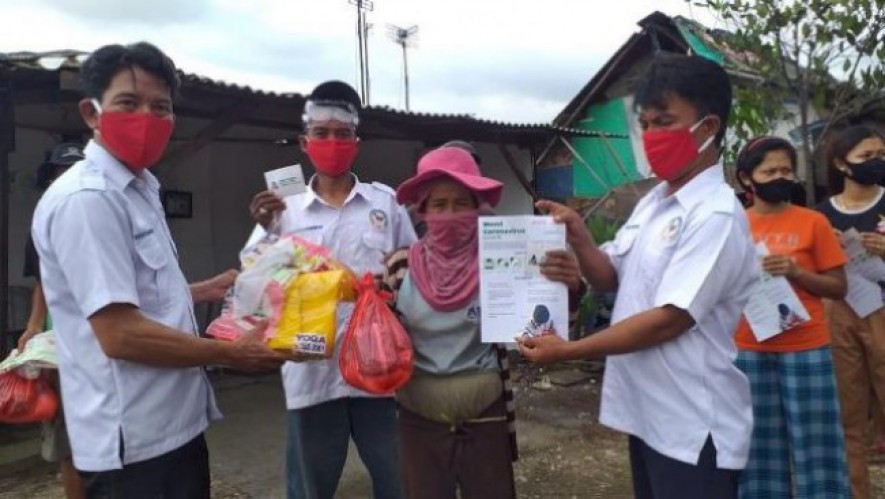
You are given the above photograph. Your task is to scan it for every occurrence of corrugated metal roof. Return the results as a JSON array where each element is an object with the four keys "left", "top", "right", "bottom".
[
  {"left": 178, "top": 71, "right": 299, "bottom": 98},
  {"left": 0, "top": 49, "right": 626, "bottom": 140}
]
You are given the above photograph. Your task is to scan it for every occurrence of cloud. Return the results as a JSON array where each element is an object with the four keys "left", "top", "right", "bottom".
[
  {"left": 0, "top": 0, "right": 725, "bottom": 122},
  {"left": 34, "top": 0, "right": 211, "bottom": 24}
]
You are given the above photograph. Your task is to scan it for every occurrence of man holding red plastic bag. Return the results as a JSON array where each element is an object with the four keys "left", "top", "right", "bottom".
[{"left": 248, "top": 81, "right": 416, "bottom": 499}]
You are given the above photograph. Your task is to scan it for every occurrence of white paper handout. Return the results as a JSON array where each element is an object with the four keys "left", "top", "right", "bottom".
[
  {"left": 743, "top": 242, "right": 811, "bottom": 342},
  {"left": 845, "top": 272, "right": 883, "bottom": 319},
  {"left": 841, "top": 228, "right": 885, "bottom": 317},
  {"left": 265, "top": 165, "right": 306, "bottom": 198},
  {"left": 478, "top": 216, "right": 569, "bottom": 343},
  {"left": 842, "top": 228, "right": 885, "bottom": 281}
]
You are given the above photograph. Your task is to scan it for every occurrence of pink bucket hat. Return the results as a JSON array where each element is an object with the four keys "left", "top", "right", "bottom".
[{"left": 396, "top": 147, "right": 504, "bottom": 207}]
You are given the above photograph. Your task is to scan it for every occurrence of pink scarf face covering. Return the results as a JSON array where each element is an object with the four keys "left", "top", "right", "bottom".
[{"left": 409, "top": 210, "right": 480, "bottom": 312}]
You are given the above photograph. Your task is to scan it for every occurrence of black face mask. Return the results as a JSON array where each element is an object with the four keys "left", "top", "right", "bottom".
[
  {"left": 752, "top": 178, "right": 796, "bottom": 204},
  {"left": 846, "top": 157, "right": 885, "bottom": 186}
]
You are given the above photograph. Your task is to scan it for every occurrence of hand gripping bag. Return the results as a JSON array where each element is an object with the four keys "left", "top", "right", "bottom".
[{"left": 339, "top": 273, "right": 413, "bottom": 394}]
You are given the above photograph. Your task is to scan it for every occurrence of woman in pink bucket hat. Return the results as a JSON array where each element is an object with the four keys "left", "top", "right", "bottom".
[{"left": 382, "top": 146, "right": 585, "bottom": 498}]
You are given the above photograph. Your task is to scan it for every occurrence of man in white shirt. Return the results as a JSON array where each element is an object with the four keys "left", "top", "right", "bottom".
[
  {"left": 518, "top": 53, "right": 757, "bottom": 499},
  {"left": 249, "top": 81, "right": 416, "bottom": 499},
  {"left": 32, "top": 42, "right": 285, "bottom": 499}
]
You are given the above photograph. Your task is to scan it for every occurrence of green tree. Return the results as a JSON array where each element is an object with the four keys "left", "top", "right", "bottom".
[{"left": 692, "top": 0, "right": 885, "bottom": 203}]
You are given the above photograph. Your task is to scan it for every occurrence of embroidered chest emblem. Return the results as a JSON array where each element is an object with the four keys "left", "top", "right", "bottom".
[
  {"left": 369, "top": 209, "right": 388, "bottom": 231},
  {"left": 661, "top": 216, "right": 683, "bottom": 244}
]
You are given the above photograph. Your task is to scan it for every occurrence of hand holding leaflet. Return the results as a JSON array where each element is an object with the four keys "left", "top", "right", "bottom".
[
  {"left": 840, "top": 229, "right": 885, "bottom": 317},
  {"left": 743, "top": 242, "right": 811, "bottom": 342},
  {"left": 479, "top": 216, "right": 569, "bottom": 343}
]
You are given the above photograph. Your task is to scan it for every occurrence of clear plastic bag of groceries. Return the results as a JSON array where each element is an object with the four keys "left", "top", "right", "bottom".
[{"left": 207, "top": 227, "right": 355, "bottom": 359}]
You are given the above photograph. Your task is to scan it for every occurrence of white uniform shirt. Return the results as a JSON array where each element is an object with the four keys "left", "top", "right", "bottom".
[
  {"left": 31, "top": 141, "right": 221, "bottom": 472},
  {"left": 272, "top": 175, "right": 417, "bottom": 409},
  {"left": 598, "top": 165, "right": 757, "bottom": 469}
]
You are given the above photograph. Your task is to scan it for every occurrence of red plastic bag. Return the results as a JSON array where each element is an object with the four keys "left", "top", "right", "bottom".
[
  {"left": 0, "top": 371, "right": 59, "bottom": 424},
  {"left": 340, "top": 273, "right": 413, "bottom": 394}
]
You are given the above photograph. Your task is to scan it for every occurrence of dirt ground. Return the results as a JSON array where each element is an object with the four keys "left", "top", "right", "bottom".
[{"left": 0, "top": 364, "right": 883, "bottom": 498}]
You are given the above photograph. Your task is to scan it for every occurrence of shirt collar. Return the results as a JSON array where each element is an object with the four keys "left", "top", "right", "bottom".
[
  {"left": 648, "top": 164, "right": 725, "bottom": 211},
  {"left": 84, "top": 140, "right": 161, "bottom": 192},
  {"left": 302, "top": 172, "right": 369, "bottom": 210}
]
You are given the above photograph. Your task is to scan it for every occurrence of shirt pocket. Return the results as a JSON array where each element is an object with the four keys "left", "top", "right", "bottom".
[
  {"left": 359, "top": 230, "right": 393, "bottom": 272},
  {"left": 133, "top": 228, "right": 171, "bottom": 311},
  {"left": 610, "top": 228, "right": 639, "bottom": 257},
  {"left": 637, "top": 238, "right": 678, "bottom": 289},
  {"left": 605, "top": 227, "right": 639, "bottom": 276}
]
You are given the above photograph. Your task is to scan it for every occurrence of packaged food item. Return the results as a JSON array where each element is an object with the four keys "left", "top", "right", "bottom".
[
  {"left": 207, "top": 234, "right": 356, "bottom": 359},
  {"left": 270, "top": 270, "right": 349, "bottom": 356}
]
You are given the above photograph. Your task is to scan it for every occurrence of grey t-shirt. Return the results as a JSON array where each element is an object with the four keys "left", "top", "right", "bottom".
[{"left": 396, "top": 273, "right": 499, "bottom": 375}]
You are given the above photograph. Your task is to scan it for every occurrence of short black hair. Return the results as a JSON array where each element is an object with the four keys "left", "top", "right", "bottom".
[
  {"left": 36, "top": 162, "right": 68, "bottom": 191},
  {"left": 826, "top": 125, "right": 885, "bottom": 194},
  {"left": 80, "top": 42, "right": 180, "bottom": 100},
  {"left": 307, "top": 80, "right": 362, "bottom": 111},
  {"left": 634, "top": 52, "right": 732, "bottom": 146},
  {"left": 735, "top": 136, "right": 797, "bottom": 188}
]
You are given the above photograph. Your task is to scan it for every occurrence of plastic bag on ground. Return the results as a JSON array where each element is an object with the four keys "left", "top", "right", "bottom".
[{"left": 339, "top": 273, "right": 414, "bottom": 394}]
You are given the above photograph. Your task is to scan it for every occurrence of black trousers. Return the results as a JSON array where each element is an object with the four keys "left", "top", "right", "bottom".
[
  {"left": 79, "top": 434, "right": 210, "bottom": 499},
  {"left": 629, "top": 435, "right": 740, "bottom": 499}
]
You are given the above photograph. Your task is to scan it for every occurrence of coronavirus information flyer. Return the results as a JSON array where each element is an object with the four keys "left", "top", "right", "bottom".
[{"left": 478, "top": 216, "right": 569, "bottom": 343}]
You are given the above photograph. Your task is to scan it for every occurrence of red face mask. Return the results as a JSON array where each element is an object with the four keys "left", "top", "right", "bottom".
[
  {"left": 642, "top": 117, "right": 715, "bottom": 181},
  {"left": 95, "top": 101, "right": 174, "bottom": 171},
  {"left": 305, "top": 138, "right": 358, "bottom": 177}
]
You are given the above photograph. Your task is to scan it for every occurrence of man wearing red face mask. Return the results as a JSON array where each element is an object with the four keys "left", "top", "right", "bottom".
[
  {"left": 518, "top": 53, "right": 758, "bottom": 499},
  {"left": 31, "top": 42, "right": 286, "bottom": 499},
  {"left": 249, "top": 81, "right": 416, "bottom": 499}
]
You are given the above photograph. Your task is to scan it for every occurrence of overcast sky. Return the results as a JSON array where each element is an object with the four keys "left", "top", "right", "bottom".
[{"left": 0, "top": 0, "right": 721, "bottom": 123}]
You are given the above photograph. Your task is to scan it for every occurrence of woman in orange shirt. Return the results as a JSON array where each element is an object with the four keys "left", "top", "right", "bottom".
[{"left": 733, "top": 136, "right": 850, "bottom": 498}]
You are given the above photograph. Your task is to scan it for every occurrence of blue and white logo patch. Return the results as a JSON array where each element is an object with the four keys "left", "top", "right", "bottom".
[{"left": 466, "top": 305, "right": 480, "bottom": 323}]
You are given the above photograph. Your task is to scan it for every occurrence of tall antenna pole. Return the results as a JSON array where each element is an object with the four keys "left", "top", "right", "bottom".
[
  {"left": 356, "top": 8, "right": 365, "bottom": 103},
  {"left": 401, "top": 43, "right": 409, "bottom": 111},
  {"left": 387, "top": 24, "right": 418, "bottom": 111},
  {"left": 349, "top": 0, "right": 374, "bottom": 105},
  {"left": 364, "top": 22, "right": 373, "bottom": 105}
]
